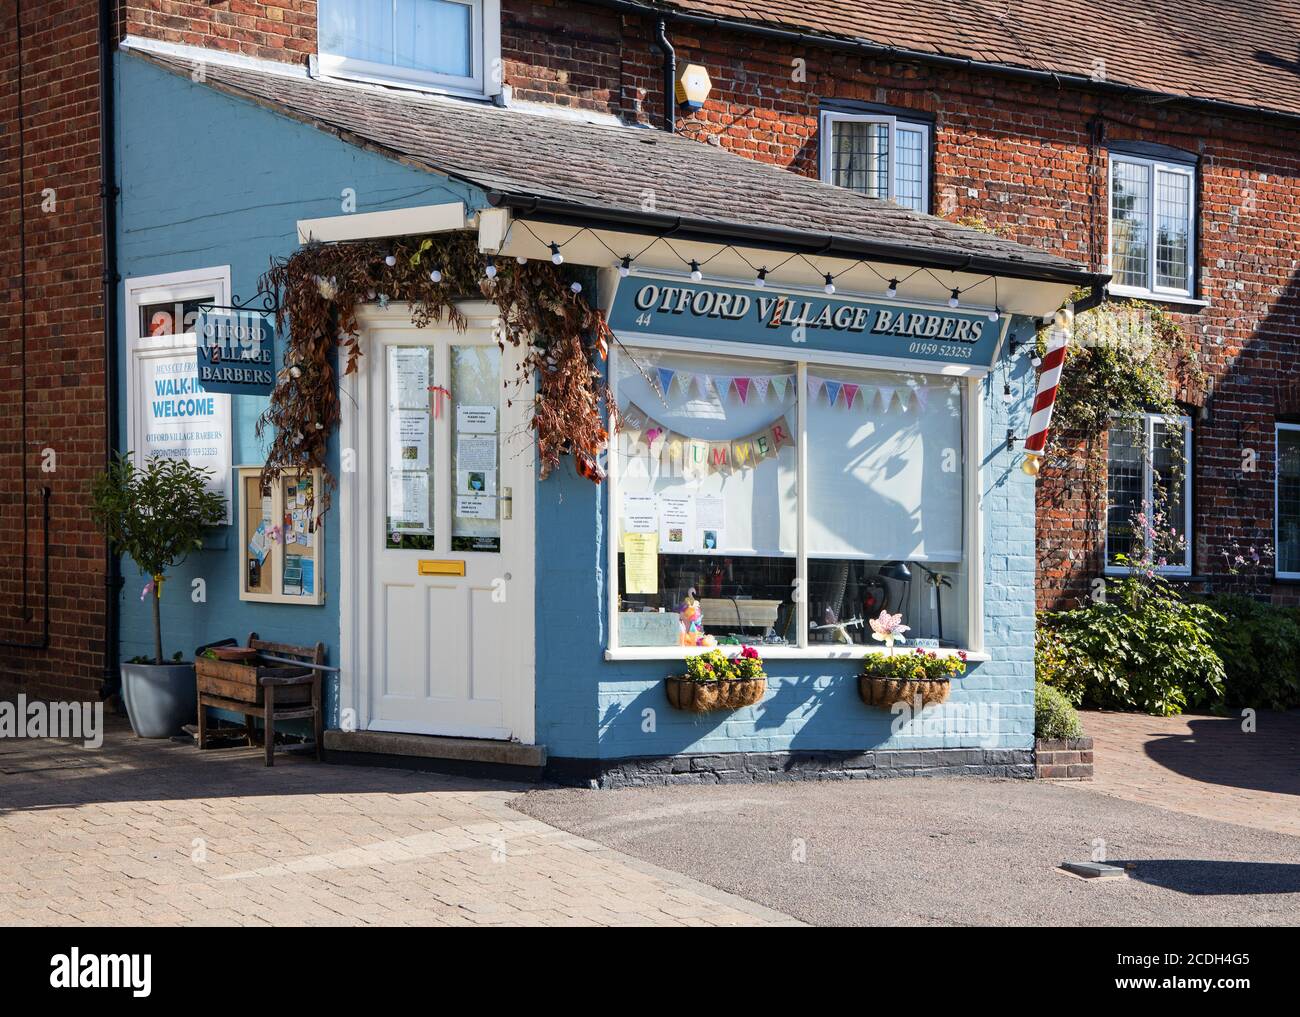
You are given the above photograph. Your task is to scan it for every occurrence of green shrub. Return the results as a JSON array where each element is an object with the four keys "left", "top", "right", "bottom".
[
  {"left": 1035, "top": 682, "right": 1083, "bottom": 740},
  {"left": 1200, "top": 594, "right": 1300, "bottom": 710},
  {"left": 1037, "top": 578, "right": 1225, "bottom": 716}
]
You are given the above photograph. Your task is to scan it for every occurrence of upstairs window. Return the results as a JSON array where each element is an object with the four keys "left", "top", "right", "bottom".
[
  {"left": 318, "top": 0, "right": 497, "bottom": 94},
  {"left": 1109, "top": 152, "right": 1196, "bottom": 298},
  {"left": 820, "top": 112, "right": 930, "bottom": 213}
]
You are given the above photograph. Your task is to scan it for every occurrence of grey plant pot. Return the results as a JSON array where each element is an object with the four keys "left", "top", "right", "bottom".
[{"left": 120, "top": 661, "right": 196, "bottom": 738}]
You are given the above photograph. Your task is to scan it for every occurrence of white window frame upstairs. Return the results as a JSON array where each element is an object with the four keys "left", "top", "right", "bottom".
[
  {"left": 819, "top": 112, "right": 931, "bottom": 213},
  {"left": 1104, "top": 412, "right": 1193, "bottom": 576},
  {"left": 316, "top": 0, "right": 502, "bottom": 98},
  {"left": 1107, "top": 152, "right": 1197, "bottom": 300},
  {"left": 1275, "top": 422, "right": 1300, "bottom": 580}
]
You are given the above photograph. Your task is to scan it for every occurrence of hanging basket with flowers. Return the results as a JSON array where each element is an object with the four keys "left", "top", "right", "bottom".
[
  {"left": 857, "top": 610, "right": 967, "bottom": 707},
  {"left": 665, "top": 647, "right": 767, "bottom": 712}
]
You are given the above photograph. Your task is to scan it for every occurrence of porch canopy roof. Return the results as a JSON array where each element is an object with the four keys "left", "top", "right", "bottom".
[{"left": 140, "top": 50, "right": 1102, "bottom": 316}]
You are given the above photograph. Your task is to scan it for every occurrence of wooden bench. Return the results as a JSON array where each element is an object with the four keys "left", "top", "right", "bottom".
[{"left": 195, "top": 633, "right": 324, "bottom": 766}]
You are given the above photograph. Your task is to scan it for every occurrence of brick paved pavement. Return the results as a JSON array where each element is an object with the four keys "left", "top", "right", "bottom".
[
  {"left": 0, "top": 715, "right": 798, "bottom": 927},
  {"left": 1064, "top": 710, "right": 1300, "bottom": 837}
]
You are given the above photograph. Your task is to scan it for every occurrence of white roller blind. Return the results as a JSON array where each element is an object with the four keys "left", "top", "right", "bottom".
[
  {"left": 806, "top": 367, "right": 963, "bottom": 560},
  {"left": 615, "top": 348, "right": 797, "bottom": 557}
]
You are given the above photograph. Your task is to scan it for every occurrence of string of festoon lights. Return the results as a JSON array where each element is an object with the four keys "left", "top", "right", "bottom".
[{"left": 395, "top": 218, "right": 1017, "bottom": 323}]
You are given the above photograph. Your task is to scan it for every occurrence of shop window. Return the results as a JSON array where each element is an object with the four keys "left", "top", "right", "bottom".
[
  {"left": 1109, "top": 153, "right": 1196, "bottom": 298},
  {"left": 1276, "top": 424, "right": 1300, "bottom": 578},
  {"left": 611, "top": 347, "right": 970, "bottom": 652},
  {"left": 317, "top": 0, "right": 499, "bottom": 95},
  {"left": 614, "top": 349, "right": 799, "bottom": 649},
  {"left": 820, "top": 112, "right": 930, "bottom": 212},
  {"left": 807, "top": 366, "right": 966, "bottom": 646},
  {"left": 1105, "top": 413, "right": 1192, "bottom": 574}
]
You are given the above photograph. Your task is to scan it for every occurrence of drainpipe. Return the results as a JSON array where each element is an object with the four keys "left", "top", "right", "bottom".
[
  {"left": 654, "top": 18, "right": 674, "bottom": 133},
  {"left": 99, "top": 0, "right": 122, "bottom": 695}
]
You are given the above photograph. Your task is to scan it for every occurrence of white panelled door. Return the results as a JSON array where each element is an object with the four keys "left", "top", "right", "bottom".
[{"left": 355, "top": 303, "right": 534, "bottom": 741}]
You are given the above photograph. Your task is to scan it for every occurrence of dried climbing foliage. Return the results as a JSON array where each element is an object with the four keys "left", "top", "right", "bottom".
[{"left": 257, "top": 232, "right": 618, "bottom": 498}]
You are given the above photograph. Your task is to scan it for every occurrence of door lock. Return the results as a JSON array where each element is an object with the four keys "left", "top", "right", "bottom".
[{"left": 501, "top": 487, "right": 513, "bottom": 520}]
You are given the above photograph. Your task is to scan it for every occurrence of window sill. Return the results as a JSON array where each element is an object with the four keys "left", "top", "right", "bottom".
[
  {"left": 1106, "top": 286, "right": 1209, "bottom": 310},
  {"left": 604, "top": 646, "right": 989, "bottom": 663},
  {"left": 1104, "top": 568, "right": 1198, "bottom": 580},
  {"left": 309, "top": 54, "right": 493, "bottom": 102}
]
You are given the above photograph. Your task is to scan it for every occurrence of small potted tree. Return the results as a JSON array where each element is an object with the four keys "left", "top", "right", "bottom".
[{"left": 92, "top": 453, "right": 225, "bottom": 737}]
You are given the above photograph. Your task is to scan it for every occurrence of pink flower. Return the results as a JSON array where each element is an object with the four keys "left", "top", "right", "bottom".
[
  {"left": 957, "top": 650, "right": 968, "bottom": 662},
  {"left": 740, "top": 645, "right": 760, "bottom": 660}
]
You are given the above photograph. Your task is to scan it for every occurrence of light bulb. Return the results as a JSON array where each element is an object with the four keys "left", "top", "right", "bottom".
[
  {"left": 1031, "top": 355, "right": 1042, "bottom": 367},
  {"left": 289, "top": 365, "right": 302, "bottom": 379},
  {"left": 948, "top": 289, "right": 960, "bottom": 309},
  {"left": 384, "top": 254, "right": 397, "bottom": 268},
  {"left": 988, "top": 309, "right": 1000, "bottom": 322},
  {"left": 549, "top": 243, "right": 564, "bottom": 265},
  {"left": 429, "top": 268, "right": 442, "bottom": 283},
  {"left": 1002, "top": 384, "right": 1013, "bottom": 404},
  {"left": 689, "top": 260, "right": 702, "bottom": 282},
  {"left": 484, "top": 258, "right": 497, "bottom": 279},
  {"left": 885, "top": 279, "right": 898, "bottom": 298},
  {"left": 570, "top": 281, "right": 582, "bottom": 294},
  {"left": 1054, "top": 307, "right": 1074, "bottom": 328},
  {"left": 618, "top": 256, "right": 632, "bottom": 278},
  {"left": 516, "top": 255, "right": 528, "bottom": 265},
  {"left": 823, "top": 274, "right": 836, "bottom": 295},
  {"left": 755, "top": 268, "right": 768, "bottom": 288}
]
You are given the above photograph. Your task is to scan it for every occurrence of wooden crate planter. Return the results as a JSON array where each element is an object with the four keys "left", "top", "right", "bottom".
[
  {"left": 665, "top": 675, "right": 766, "bottom": 712},
  {"left": 859, "top": 674, "right": 952, "bottom": 708},
  {"left": 195, "top": 633, "right": 324, "bottom": 766}
]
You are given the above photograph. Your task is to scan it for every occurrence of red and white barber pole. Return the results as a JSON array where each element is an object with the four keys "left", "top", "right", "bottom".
[{"left": 1022, "top": 310, "right": 1072, "bottom": 476}]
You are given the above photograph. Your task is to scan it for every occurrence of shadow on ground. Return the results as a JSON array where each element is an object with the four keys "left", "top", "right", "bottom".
[
  {"left": 1122, "top": 859, "right": 1300, "bottom": 896},
  {"left": 1142, "top": 713, "right": 1300, "bottom": 797}
]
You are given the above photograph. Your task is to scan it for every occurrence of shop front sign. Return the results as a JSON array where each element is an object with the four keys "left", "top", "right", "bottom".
[
  {"left": 194, "top": 309, "right": 276, "bottom": 395},
  {"left": 608, "top": 278, "right": 1007, "bottom": 368}
]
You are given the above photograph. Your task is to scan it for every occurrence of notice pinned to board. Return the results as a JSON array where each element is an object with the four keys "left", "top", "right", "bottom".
[{"left": 622, "top": 532, "right": 658, "bottom": 594}]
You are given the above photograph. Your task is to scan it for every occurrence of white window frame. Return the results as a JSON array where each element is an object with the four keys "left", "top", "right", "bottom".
[
  {"left": 316, "top": 0, "right": 501, "bottom": 98},
  {"left": 1275, "top": 422, "right": 1300, "bottom": 580},
  {"left": 1104, "top": 412, "right": 1193, "bottom": 576},
  {"left": 1107, "top": 152, "right": 1197, "bottom": 300},
  {"left": 819, "top": 112, "right": 931, "bottom": 213},
  {"left": 124, "top": 266, "right": 234, "bottom": 524},
  {"left": 603, "top": 321, "right": 987, "bottom": 662}
]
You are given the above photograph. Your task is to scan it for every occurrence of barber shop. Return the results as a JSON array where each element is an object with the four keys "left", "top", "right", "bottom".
[{"left": 114, "top": 49, "right": 1101, "bottom": 785}]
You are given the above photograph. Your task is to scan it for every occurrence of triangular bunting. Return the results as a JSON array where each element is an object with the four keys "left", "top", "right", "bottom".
[
  {"left": 752, "top": 376, "right": 771, "bottom": 401},
  {"left": 734, "top": 377, "right": 751, "bottom": 404},
  {"left": 770, "top": 375, "right": 788, "bottom": 400},
  {"left": 914, "top": 386, "right": 929, "bottom": 410},
  {"left": 656, "top": 367, "right": 676, "bottom": 397},
  {"left": 877, "top": 385, "right": 895, "bottom": 411},
  {"left": 842, "top": 383, "right": 860, "bottom": 408},
  {"left": 823, "top": 380, "right": 842, "bottom": 407},
  {"left": 807, "top": 375, "right": 825, "bottom": 400},
  {"left": 713, "top": 375, "right": 732, "bottom": 400}
]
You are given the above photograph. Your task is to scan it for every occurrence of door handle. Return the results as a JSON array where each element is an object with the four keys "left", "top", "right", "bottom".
[{"left": 501, "top": 487, "right": 512, "bottom": 520}]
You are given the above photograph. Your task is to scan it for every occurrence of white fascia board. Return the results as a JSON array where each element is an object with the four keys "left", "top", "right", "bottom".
[{"left": 296, "top": 202, "right": 467, "bottom": 244}]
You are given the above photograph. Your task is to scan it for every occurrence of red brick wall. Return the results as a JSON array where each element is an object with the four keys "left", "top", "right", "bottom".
[
  {"left": 122, "top": 1, "right": 315, "bottom": 63},
  {"left": 76, "top": 2, "right": 1300, "bottom": 617},
  {"left": 500, "top": 8, "right": 1300, "bottom": 608},
  {"left": 0, "top": 1, "right": 109, "bottom": 699}
]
